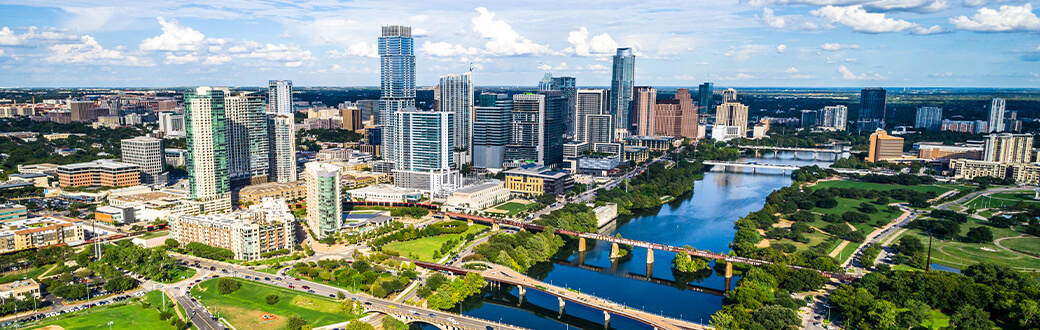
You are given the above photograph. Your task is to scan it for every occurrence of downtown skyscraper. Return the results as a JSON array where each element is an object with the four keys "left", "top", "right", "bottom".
[
  {"left": 438, "top": 73, "right": 474, "bottom": 161},
  {"left": 575, "top": 89, "right": 609, "bottom": 143},
  {"left": 379, "top": 25, "right": 416, "bottom": 164},
  {"left": 225, "top": 92, "right": 270, "bottom": 187},
  {"left": 989, "top": 98, "right": 1006, "bottom": 133},
  {"left": 268, "top": 80, "right": 293, "bottom": 114},
  {"left": 391, "top": 109, "right": 459, "bottom": 194},
  {"left": 184, "top": 87, "right": 232, "bottom": 212},
  {"left": 473, "top": 93, "right": 512, "bottom": 170},
  {"left": 858, "top": 88, "right": 887, "bottom": 131},
  {"left": 610, "top": 48, "right": 635, "bottom": 137},
  {"left": 267, "top": 79, "right": 296, "bottom": 183}
]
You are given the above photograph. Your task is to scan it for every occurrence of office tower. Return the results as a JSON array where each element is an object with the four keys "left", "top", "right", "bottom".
[
  {"left": 538, "top": 73, "right": 554, "bottom": 91},
  {"left": 268, "top": 80, "right": 293, "bottom": 114},
  {"left": 356, "top": 100, "right": 378, "bottom": 124},
  {"left": 858, "top": 88, "right": 887, "bottom": 131},
  {"left": 340, "top": 107, "right": 363, "bottom": 131},
  {"left": 438, "top": 73, "right": 474, "bottom": 156},
  {"left": 378, "top": 25, "right": 416, "bottom": 164},
  {"left": 633, "top": 87, "right": 657, "bottom": 136},
  {"left": 541, "top": 91, "right": 566, "bottom": 167},
  {"left": 184, "top": 87, "right": 231, "bottom": 207},
  {"left": 69, "top": 100, "right": 96, "bottom": 122},
  {"left": 610, "top": 48, "right": 635, "bottom": 133},
  {"left": 268, "top": 113, "right": 297, "bottom": 183},
  {"left": 225, "top": 92, "right": 270, "bottom": 187},
  {"left": 587, "top": 114, "right": 614, "bottom": 145},
  {"left": 989, "top": 98, "right": 1006, "bottom": 133},
  {"left": 507, "top": 94, "right": 547, "bottom": 165},
  {"left": 158, "top": 112, "right": 185, "bottom": 137},
  {"left": 716, "top": 100, "right": 749, "bottom": 137},
  {"left": 652, "top": 88, "right": 699, "bottom": 138},
  {"left": 551, "top": 76, "right": 577, "bottom": 139},
  {"left": 820, "top": 105, "right": 848, "bottom": 131},
  {"left": 915, "top": 106, "right": 942, "bottom": 131},
  {"left": 801, "top": 110, "right": 819, "bottom": 128},
  {"left": 576, "top": 89, "right": 609, "bottom": 142},
  {"left": 698, "top": 82, "right": 714, "bottom": 114},
  {"left": 984, "top": 133, "right": 1033, "bottom": 163},
  {"left": 121, "top": 136, "right": 167, "bottom": 186},
  {"left": 391, "top": 109, "right": 459, "bottom": 194},
  {"left": 867, "top": 129, "right": 903, "bottom": 162},
  {"left": 722, "top": 88, "right": 737, "bottom": 102},
  {"left": 473, "top": 93, "right": 512, "bottom": 169},
  {"left": 304, "top": 162, "right": 341, "bottom": 239}
]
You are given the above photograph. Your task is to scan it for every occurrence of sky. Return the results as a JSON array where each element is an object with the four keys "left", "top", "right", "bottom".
[{"left": 0, "top": 0, "right": 1038, "bottom": 88}]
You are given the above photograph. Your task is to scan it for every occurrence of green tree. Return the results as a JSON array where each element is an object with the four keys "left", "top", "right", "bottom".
[
  {"left": 752, "top": 305, "right": 800, "bottom": 329},
  {"left": 868, "top": 299, "right": 899, "bottom": 329},
  {"left": 266, "top": 294, "right": 280, "bottom": 305},
  {"left": 382, "top": 316, "right": 407, "bottom": 330},
  {"left": 964, "top": 227, "right": 994, "bottom": 243},
  {"left": 285, "top": 314, "right": 308, "bottom": 330},
  {"left": 709, "top": 311, "right": 737, "bottom": 330},
  {"left": 898, "top": 299, "right": 931, "bottom": 329},
  {"left": 164, "top": 239, "right": 179, "bottom": 249},
  {"left": 336, "top": 291, "right": 345, "bottom": 300},
  {"left": 343, "top": 320, "right": 376, "bottom": 330},
  {"left": 949, "top": 304, "right": 995, "bottom": 330},
  {"left": 216, "top": 278, "right": 241, "bottom": 295}
]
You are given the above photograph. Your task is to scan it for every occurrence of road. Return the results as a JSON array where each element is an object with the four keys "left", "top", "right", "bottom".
[
  {"left": 839, "top": 204, "right": 922, "bottom": 276},
  {"left": 175, "top": 293, "right": 224, "bottom": 330},
  {"left": 174, "top": 255, "right": 527, "bottom": 330}
]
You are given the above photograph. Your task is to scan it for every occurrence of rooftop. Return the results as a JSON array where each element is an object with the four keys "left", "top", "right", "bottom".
[
  {"left": 57, "top": 160, "right": 140, "bottom": 171},
  {"left": 454, "top": 180, "right": 505, "bottom": 194}
]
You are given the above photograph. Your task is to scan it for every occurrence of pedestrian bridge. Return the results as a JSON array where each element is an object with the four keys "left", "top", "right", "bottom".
[{"left": 362, "top": 304, "right": 529, "bottom": 330}]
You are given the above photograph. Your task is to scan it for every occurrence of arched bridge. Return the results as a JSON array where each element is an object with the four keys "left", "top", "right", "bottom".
[
  {"left": 439, "top": 211, "right": 860, "bottom": 282},
  {"left": 362, "top": 304, "right": 528, "bottom": 330}
]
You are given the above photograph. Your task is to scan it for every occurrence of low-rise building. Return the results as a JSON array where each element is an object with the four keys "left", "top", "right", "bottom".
[
  {"left": 0, "top": 204, "right": 27, "bottom": 222},
  {"left": 238, "top": 181, "right": 307, "bottom": 204},
  {"left": 169, "top": 198, "right": 295, "bottom": 261},
  {"left": 94, "top": 205, "right": 137, "bottom": 225},
  {"left": 623, "top": 135, "right": 676, "bottom": 152},
  {"left": 16, "top": 163, "right": 58, "bottom": 175},
  {"left": 57, "top": 160, "right": 141, "bottom": 188},
  {"left": 8, "top": 173, "right": 49, "bottom": 188},
  {"left": 0, "top": 279, "right": 40, "bottom": 300},
  {"left": 345, "top": 184, "right": 422, "bottom": 203},
  {"left": 165, "top": 149, "right": 188, "bottom": 167},
  {"left": 503, "top": 164, "right": 574, "bottom": 196},
  {"left": 445, "top": 181, "right": 511, "bottom": 211},
  {"left": 623, "top": 146, "right": 651, "bottom": 164},
  {"left": 577, "top": 156, "right": 621, "bottom": 176},
  {"left": 915, "top": 142, "right": 983, "bottom": 161},
  {"left": 0, "top": 217, "right": 85, "bottom": 253},
  {"left": 950, "top": 159, "right": 1009, "bottom": 181}
]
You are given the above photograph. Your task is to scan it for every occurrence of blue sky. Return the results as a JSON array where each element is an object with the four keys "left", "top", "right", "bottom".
[{"left": 0, "top": 0, "right": 1038, "bottom": 88}]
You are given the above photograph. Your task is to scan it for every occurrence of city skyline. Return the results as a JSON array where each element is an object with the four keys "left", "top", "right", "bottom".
[{"left": 0, "top": 1, "right": 1038, "bottom": 88}]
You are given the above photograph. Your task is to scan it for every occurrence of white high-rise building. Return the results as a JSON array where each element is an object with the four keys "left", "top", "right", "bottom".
[
  {"left": 722, "top": 88, "right": 738, "bottom": 102},
  {"left": 821, "top": 105, "right": 848, "bottom": 131},
  {"left": 225, "top": 93, "right": 269, "bottom": 187},
  {"left": 989, "top": 98, "right": 1006, "bottom": 133},
  {"left": 158, "top": 112, "right": 185, "bottom": 137},
  {"left": 392, "top": 110, "right": 460, "bottom": 195},
  {"left": 379, "top": 25, "right": 416, "bottom": 164},
  {"left": 984, "top": 133, "right": 1033, "bottom": 163},
  {"left": 304, "top": 162, "right": 342, "bottom": 239},
  {"left": 184, "top": 86, "right": 232, "bottom": 213},
  {"left": 268, "top": 113, "right": 297, "bottom": 183},
  {"left": 438, "top": 73, "right": 473, "bottom": 164},
  {"left": 121, "top": 136, "right": 168, "bottom": 186},
  {"left": 575, "top": 89, "right": 608, "bottom": 143},
  {"left": 268, "top": 80, "right": 294, "bottom": 114}
]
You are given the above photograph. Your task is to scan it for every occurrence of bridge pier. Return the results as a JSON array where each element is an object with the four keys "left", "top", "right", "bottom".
[
  {"left": 725, "top": 275, "right": 733, "bottom": 292},
  {"left": 725, "top": 261, "right": 733, "bottom": 280},
  {"left": 558, "top": 297, "right": 566, "bottom": 317},
  {"left": 604, "top": 311, "right": 611, "bottom": 328},
  {"left": 518, "top": 286, "right": 526, "bottom": 302},
  {"left": 578, "top": 237, "right": 586, "bottom": 252},
  {"left": 646, "top": 249, "right": 654, "bottom": 266},
  {"left": 813, "top": 151, "right": 819, "bottom": 160},
  {"left": 773, "top": 150, "right": 778, "bottom": 159},
  {"left": 492, "top": 223, "right": 500, "bottom": 231},
  {"left": 578, "top": 250, "right": 586, "bottom": 265},
  {"left": 610, "top": 242, "right": 620, "bottom": 259}
]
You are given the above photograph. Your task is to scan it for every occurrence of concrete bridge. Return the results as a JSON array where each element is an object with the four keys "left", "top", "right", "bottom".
[
  {"left": 409, "top": 259, "right": 711, "bottom": 330},
  {"left": 702, "top": 160, "right": 801, "bottom": 174},
  {"left": 548, "top": 259, "right": 727, "bottom": 296},
  {"left": 362, "top": 304, "right": 529, "bottom": 330},
  {"left": 738, "top": 145, "right": 849, "bottom": 159},
  {"left": 440, "top": 212, "right": 860, "bottom": 282}
]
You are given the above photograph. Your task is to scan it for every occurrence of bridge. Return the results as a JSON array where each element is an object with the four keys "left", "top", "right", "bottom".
[
  {"left": 738, "top": 145, "right": 849, "bottom": 159},
  {"left": 702, "top": 160, "right": 801, "bottom": 173},
  {"left": 408, "top": 258, "right": 710, "bottom": 330},
  {"left": 550, "top": 259, "right": 727, "bottom": 296},
  {"left": 440, "top": 211, "right": 860, "bottom": 282},
  {"left": 362, "top": 304, "right": 529, "bottom": 330}
]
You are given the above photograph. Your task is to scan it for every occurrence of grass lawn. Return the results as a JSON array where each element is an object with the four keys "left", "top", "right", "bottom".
[
  {"left": 836, "top": 242, "right": 861, "bottom": 264},
  {"left": 978, "top": 210, "right": 996, "bottom": 218},
  {"left": 487, "top": 201, "right": 537, "bottom": 216},
  {"left": 156, "top": 267, "right": 196, "bottom": 284},
  {"left": 139, "top": 230, "right": 169, "bottom": 240},
  {"left": 811, "top": 197, "right": 903, "bottom": 228},
  {"left": 191, "top": 277, "right": 360, "bottom": 329},
  {"left": 946, "top": 205, "right": 964, "bottom": 212},
  {"left": 898, "top": 219, "right": 1040, "bottom": 271},
  {"left": 382, "top": 224, "right": 488, "bottom": 262},
  {"left": 0, "top": 264, "right": 54, "bottom": 284},
  {"left": 921, "top": 310, "right": 950, "bottom": 330},
  {"left": 811, "top": 181, "right": 956, "bottom": 196},
  {"left": 1001, "top": 237, "right": 1040, "bottom": 257},
  {"left": 964, "top": 193, "right": 1040, "bottom": 210},
  {"left": 348, "top": 210, "right": 381, "bottom": 214},
  {"left": 768, "top": 230, "right": 831, "bottom": 252},
  {"left": 29, "top": 296, "right": 171, "bottom": 330}
]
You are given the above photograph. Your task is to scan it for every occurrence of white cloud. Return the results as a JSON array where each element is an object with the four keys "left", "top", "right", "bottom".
[
  {"left": 743, "top": 0, "right": 948, "bottom": 13},
  {"left": 233, "top": 42, "right": 314, "bottom": 64},
  {"left": 712, "top": 73, "right": 757, "bottom": 81},
  {"left": 820, "top": 43, "right": 860, "bottom": 51},
  {"left": 139, "top": 17, "right": 206, "bottom": 51},
  {"left": 777, "top": 44, "right": 787, "bottom": 53},
  {"left": 420, "top": 41, "right": 479, "bottom": 57},
  {"left": 0, "top": 26, "right": 78, "bottom": 46},
  {"left": 471, "top": 7, "right": 553, "bottom": 56},
  {"left": 164, "top": 52, "right": 199, "bottom": 64},
  {"left": 845, "top": 58, "right": 857, "bottom": 62},
  {"left": 784, "top": 67, "right": 799, "bottom": 73},
  {"left": 911, "top": 25, "right": 951, "bottom": 35},
  {"left": 963, "top": 0, "right": 987, "bottom": 7},
  {"left": 564, "top": 27, "right": 618, "bottom": 57},
  {"left": 330, "top": 64, "right": 374, "bottom": 74},
  {"left": 758, "top": 8, "right": 788, "bottom": 29},
  {"left": 723, "top": 44, "right": 774, "bottom": 61},
  {"left": 950, "top": 4, "right": 1040, "bottom": 32},
  {"left": 46, "top": 35, "right": 153, "bottom": 66},
  {"left": 811, "top": 5, "right": 918, "bottom": 33},
  {"left": 674, "top": 74, "right": 698, "bottom": 81},
  {"left": 930, "top": 72, "right": 954, "bottom": 77},
  {"left": 327, "top": 42, "right": 378, "bottom": 58},
  {"left": 203, "top": 55, "right": 231, "bottom": 65},
  {"left": 791, "top": 74, "right": 817, "bottom": 79},
  {"left": 838, "top": 65, "right": 886, "bottom": 80},
  {"left": 0, "top": 49, "right": 4, "bottom": 57}
]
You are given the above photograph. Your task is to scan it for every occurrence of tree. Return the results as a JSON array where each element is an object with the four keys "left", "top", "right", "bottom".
[
  {"left": 336, "top": 291, "right": 345, "bottom": 300},
  {"left": 964, "top": 227, "right": 994, "bottom": 243},
  {"left": 898, "top": 299, "right": 931, "bottom": 329},
  {"left": 285, "top": 314, "right": 308, "bottom": 330},
  {"left": 343, "top": 320, "right": 376, "bottom": 330},
  {"left": 868, "top": 299, "right": 899, "bottom": 329},
  {"left": 216, "top": 278, "right": 241, "bottom": 295},
  {"left": 950, "top": 304, "right": 995, "bottom": 330},
  {"left": 164, "top": 239, "right": 179, "bottom": 249},
  {"left": 709, "top": 311, "right": 737, "bottom": 330},
  {"left": 266, "top": 294, "right": 280, "bottom": 305},
  {"left": 752, "top": 305, "right": 800, "bottom": 329},
  {"left": 382, "top": 316, "right": 407, "bottom": 330}
]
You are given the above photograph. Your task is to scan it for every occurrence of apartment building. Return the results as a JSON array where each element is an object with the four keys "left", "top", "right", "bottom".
[
  {"left": 169, "top": 198, "right": 295, "bottom": 261},
  {"left": 238, "top": 181, "right": 307, "bottom": 204},
  {"left": 0, "top": 217, "right": 85, "bottom": 254},
  {"left": 56, "top": 160, "right": 141, "bottom": 188}
]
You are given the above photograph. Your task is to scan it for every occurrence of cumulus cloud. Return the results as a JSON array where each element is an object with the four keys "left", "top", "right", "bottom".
[
  {"left": 712, "top": 73, "right": 757, "bottom": 81},
  {"left": 164, "top": 52, "right": 199, "bottom": 64},
  {"left": 820, "top": 43, "right": 860, "bottom": 51},
  {"left": 420, "top": 41, "right": 479, "bottom": 57},
  {"left": 564, "top": 27, "right": 618, "bottom": 57},
  {"left": 785, "top": 67, "right": 799, "bottom": 73},
  {"left": 203, "top": 55, "right": 231, "bottom": 65},
  {"left": 139, "top": 17, "right": 206, "bottom": 51},
  {"left": 911, "top": 25, "right": 951, "bottom": 35},
  {"left": 838, "top": 65, "right": 886, "bottom": 80},
  {"left": 758, "top": 8, "right": 788, "bottom": 29},
  {"left": 811, "top": 5, "right": 918, "bottom": 33},
  {"left": 777, "top": 44, "right": 787, "bottom": 53},
  {"left": 232, "top": 42, "right": 314, "bottom": 65},
  {"left": 950, "top": 4, "right": 1040, "bottom": 32},
  {"left": 791, "top": 74, "right": 817, "bottom": 79},
  {"left": 328, "top": 42, "right": 378, "bottom": 58},
  {"left": 723, "top": 44, "right": 774, "bottom": 60},
  {"left": 930, "top": 72, "right": 954, "bottom": 77},
  {"left": 46, "top": 35, "right": 153, "bottom": 66},
  {"left": 743, "top": 0, "right": 948, "bottom": 13},
  {"left": 471, "top": 7, "right": 553, "bottom": 56},
  {"left": 0, "top": 26, "right": 78, "bottom": 46}
]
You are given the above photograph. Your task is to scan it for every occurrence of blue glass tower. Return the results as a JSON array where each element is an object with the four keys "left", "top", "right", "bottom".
[
  {"left": 610, "top": 48, "right": 635, "bottom": 136},
  {"left": 378, "top": 25, "right": 415, "bottom": 163}
]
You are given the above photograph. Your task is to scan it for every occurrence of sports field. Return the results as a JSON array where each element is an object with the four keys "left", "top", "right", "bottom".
[{"left": 190, "top": 277, "right": 360, "bottom": 329}]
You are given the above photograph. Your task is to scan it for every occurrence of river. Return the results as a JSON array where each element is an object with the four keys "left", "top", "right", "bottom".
[{"left": 418, "top": 152, "right": 837, "bottom": 330}]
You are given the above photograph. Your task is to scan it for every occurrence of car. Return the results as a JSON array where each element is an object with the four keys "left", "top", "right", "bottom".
[
  {"left": 307, "top": 290, "right": 314, "bottom": 293},
  {"left": 302, "top": 285, "right": 310, "bottom": 289},
  {"left": 388, "top": 305, "right": 396, "bottom": 309},
  {"left": 328, "top": 294, "right": 335, "bottom": 298},
  {"left": 264, "top": 277, "right": 270, "bottom": 281},
  {"left": 487, "top": 327, "right": 495, "bottom": 330},
  {"left": 288, "top": 285, "right": 294, "bottom": 289},
  {"left": 429, "top": 313, "right": 436, "bottom": 317},
  {"left": 275, "top": 277, "right": 282, "bottom": 281},
  {"left": 363, "top": 302, "right": 372, "bottom": 305},
  {"left": 294, "top": 278, "right": 300, "bottom": 281}
]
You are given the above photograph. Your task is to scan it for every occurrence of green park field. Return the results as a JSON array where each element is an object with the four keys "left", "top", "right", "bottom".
[
  {"left": 30, "top": 292, "right": 174, "bottom": 330},
  {"left": 383, "top": 224, "right": 488, "bottom": 262},
  {"left": 190, "top": 277, "right": 359, "bottom": 329}
]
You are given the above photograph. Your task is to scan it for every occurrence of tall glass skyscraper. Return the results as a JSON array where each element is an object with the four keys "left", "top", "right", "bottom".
[
  {"left": 225, "top": 92, "right": 269, "bottom": 188},
  {"left": 438, "top": 73, "right": 473, "bottom": 156},
  {"left": 858, "top": 88, "right": 887, "bottom": 131},
  {"left": 915, "top": 106, "right": 943, "bottom": 131},
  {"left": 698, "top": 82, "right": 713, "bottom": 114},
  {"left": 378, "top": 25, "right": 415, "bottom": 163},
  {"left": 268, "top": 80, "right": 293, "bottom": 114},
  {"left": 304, "top": 162, "right": 341, "bottom": 239},
  {"left": 473, "top": 93, "right": 512, "bottom": 170},
  {"left": 610, "top": 48, "right": 635, "bottom": 135},
  {"left": 185, "top": 87, "right": 230, "bottom": 204},
  {"left": 989, "top": 98, "right": 1005, "bottom": 133},
  {"left": 267, "top": 79, "right": 296, "bottom": 183}
]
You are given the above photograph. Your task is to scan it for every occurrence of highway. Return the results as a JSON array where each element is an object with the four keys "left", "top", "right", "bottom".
[{"left": 173, "top": 255, "right": 527, "bottom": 330}]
